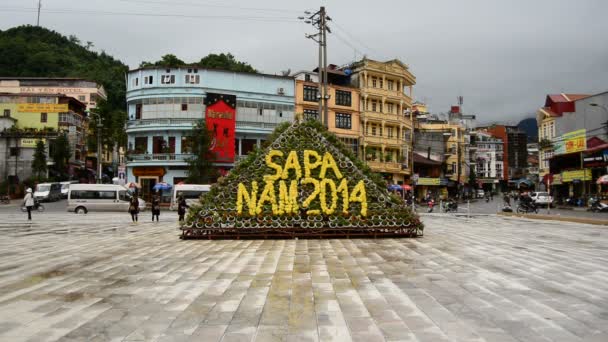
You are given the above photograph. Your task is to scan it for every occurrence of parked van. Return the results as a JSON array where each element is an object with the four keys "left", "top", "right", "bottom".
[
  {"left": 34, "top": 183, "right": 62, "bottom": 202},
  {"left": 67, "top": 184, "right": 146, "bottom": 214},
  {"left": 170, "top": 184, "right": 210, "bottom": 210},
  {"left": 60, "top": 181, "right": 79, "bottom": 199}
]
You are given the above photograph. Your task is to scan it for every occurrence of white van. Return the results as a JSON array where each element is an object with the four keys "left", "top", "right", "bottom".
[
  {"left": 34, "top": 183, "right": 62, "bottom": 202},
  {"left": 170, "top": 184, "right": 210, "bottom": 210},
  {"left": 60, "top": 181, "right": 79, "bottom": 199},
  {"left": 67, "top": 184, "right": 146, "bottom": 214}
]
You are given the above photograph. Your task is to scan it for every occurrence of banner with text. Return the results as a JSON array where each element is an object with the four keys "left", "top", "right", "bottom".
[
  {"left": 554, "top": 129, "right": 586, "bottom": 155},
  {"left": 18, "top": 103, "right": 68, "bottom": 113},
  {"left": 205, "top": 93, "right": 236, "bottom": 163}
]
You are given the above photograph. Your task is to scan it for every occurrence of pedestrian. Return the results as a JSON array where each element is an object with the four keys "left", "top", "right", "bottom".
[
  {"left": 129, "top": 194, "right": 139, "bottom": 223},
  {"left": 151, "top": 191, "right": 160, "bottom": 222},
  {"left": 503, "top": 193, "right": 511, "bottom": 207},
  {"left": 23, "top": 188, "right": 34, "bottom": 221},
  {"left": 177, "top": 194, "right": 189, "bottom": 222}
]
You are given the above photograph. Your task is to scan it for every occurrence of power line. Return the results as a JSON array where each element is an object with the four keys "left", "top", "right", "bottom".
[
  {"left": 0, "top": 6, "right": 300, "bottom": 22},
  {"left": 331, "top": 20, "right": 374, "bottom": 56},
  {"left": 119, "top": 0, "right": 304, "bottom": 14}
]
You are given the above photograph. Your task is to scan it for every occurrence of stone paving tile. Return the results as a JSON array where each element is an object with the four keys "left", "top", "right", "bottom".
[{"left": 0, "top": 212, "right": 607, "bottom": 341}]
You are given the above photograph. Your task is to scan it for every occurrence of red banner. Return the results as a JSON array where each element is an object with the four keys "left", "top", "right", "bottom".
[{"left": 205, "top": 93, "right": 236, "bottom": 163}]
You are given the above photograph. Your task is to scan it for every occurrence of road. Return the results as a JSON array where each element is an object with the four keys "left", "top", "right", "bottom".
[{"left": 0, "top": 211, "right": 607, "bottom": 341}]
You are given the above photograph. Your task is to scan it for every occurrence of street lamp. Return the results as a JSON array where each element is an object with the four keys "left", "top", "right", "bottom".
[{"left": 87, "top": 111, "right": 103, "bottom": 184}]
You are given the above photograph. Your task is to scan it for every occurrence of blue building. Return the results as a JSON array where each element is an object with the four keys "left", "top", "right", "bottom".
[{"left": 125, "top": 67, "right": 294, "bottom": 201}]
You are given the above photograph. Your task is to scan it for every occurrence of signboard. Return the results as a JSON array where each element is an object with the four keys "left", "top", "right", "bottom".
[
  {"left": 561, "top": 169, "right": 591, "bottom": 183},
  {"left": 416, "top": 177, "right": 441, "bottom": 186},
  {"left": 20, "top": 87, "right": 85, "bottom": 94},
  {"left": 133, "top": 167, "right": 165, "bottom": 177},
  {"left": 554, "top": 129, "right": 586, "bottom": 155},
  {"left": 20, "top": 138, "right": 45, "bottom": 148},
  {"left": 204, "top": 93, "right": 236, "bottom": 163},
  {"left": 552, "top": 174, "right": 562, "bottom": 185},
  {"left": 583, "top": 149, "right": 608, "bottom": 168},
  {"left": 18, "top": 103, "right": 68, "bottom": 113},
  {"left": 118, "top": 165, "right": 126, "bottom": 182}
]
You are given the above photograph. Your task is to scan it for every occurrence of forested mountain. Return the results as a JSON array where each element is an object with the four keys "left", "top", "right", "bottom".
[
  {"left": 0, "top": 25, "right": 129, "bottom": 147},
  {"left": 139, "top": 53, "right": 257, "bottom": 73},
  {"left": 517, "top": 117, "right": 538, "bottom": 142}
]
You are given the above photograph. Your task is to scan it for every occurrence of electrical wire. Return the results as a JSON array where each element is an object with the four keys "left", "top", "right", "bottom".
[
  {"left": 119, "top": 0, "right": 305, "bottom": 14},
  {"left": 330, "top": 20, "right": 374, "bottom": 56},
  {"left": 0, "top": 6, "right": 300, "bottom": 22}
]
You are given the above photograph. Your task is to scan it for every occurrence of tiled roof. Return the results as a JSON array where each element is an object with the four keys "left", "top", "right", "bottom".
[{"left": 547, "top": 93, "right": 589, "bottom": 103}]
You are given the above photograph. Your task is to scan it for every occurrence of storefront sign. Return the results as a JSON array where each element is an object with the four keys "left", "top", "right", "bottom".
[
  {"left": 416, "top": 177, "right": 441, "bottom": 186},
  {"left": 20, "top": 138, "right": 45, "bottom": 148},
  {"left": 20, "top": 87, "right": 85, "bottom": 94},
  {"left": 554, "top": 129, "right": 586, "bottom": 155},
  {"left": 133, "top": 167, "right": 165, "bottom": 177},
  {"left": 18, "top": 103, "right": 68, "bottom": 113},
  {"left": 561, "top": 169, "right": 591, "bottom": 182},
  {"left": 552, "top": 174, "right": 562, "bottom": 185},
  {"left": 205, "top": 93, "right": 236, "bottom": 163}
]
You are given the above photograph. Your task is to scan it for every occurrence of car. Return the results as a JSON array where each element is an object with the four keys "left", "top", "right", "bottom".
[
  {"left": 34, "top": 183, "right": 62, "bottom": 202},
  {"left": 67, "top": 184, "right": 146, "bottom": 214},
  {"left": 60, "top": 181, "right": 79, "bottom": 199},
  {"left": 476, "top": 189, "right": 485, "bottom": 199},
  {"left": 170, "top": 184, "right": 211, "bottom": 210},
  {"left": 530, "top": 191, "right": 553, "bottom": 207}
]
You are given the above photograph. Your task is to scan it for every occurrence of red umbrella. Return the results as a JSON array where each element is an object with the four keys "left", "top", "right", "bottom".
[{"left": 402, "top": 184, "right": 412, "bottom": 191}]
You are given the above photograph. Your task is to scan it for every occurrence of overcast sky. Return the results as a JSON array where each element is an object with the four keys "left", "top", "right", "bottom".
[{"left": 2, "top": 0, "right": 608, "bottom": 124}]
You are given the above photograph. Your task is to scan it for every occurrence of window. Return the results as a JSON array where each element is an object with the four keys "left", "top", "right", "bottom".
[
  {"left": 161, "top": 75, "right": 175, "bottom": 84},
  {"left": 371, "top": 77, "right": 377, "bottom": 88},
  {"left": 304, "top": 74, "right": 312, "bottom": 82},
  {"left": 303, "top": 85, "right": 319, "bottom": 102},
  {"left": 181, "top": 103, "right": 188, "bottom": 111},
  {"left": 135, "top": 104, "right": 142, "bottom": 119},
  {"left": 134, "top": 136, "right": 148, "bottom": 154},
  {"left": 119, "top": 190, "right": 130, "bottom": 202},
  {"left": 133, "top": 78, "right": 139, "bottom": 87},
  {"left": 98, "top": 191, "right": 117, "bottom": 199},
  {"left": 387, "top": 80, "right": 394, "bottom": 90},
  {"left": 371, "top": 101, "right": 377, "bottom": 112},
  {"left": 10, "top": 147, "right": 19, "bottom": 157},
  {"left": 451, "top": 162, "right": 456, "bottom": 173},
  {"left": 371, "top": 124, "right": 377, "bottom": 136},
  {"left": 40, "top": 112, "right": 47, "bottom": 123},
  {"left": 335, "top": 113, "right": 352, "bottom": 129},
  {"left": 144, "top": 76, "right": 153, "bottom": 85},
  {"left": 335, "top": 90, "right": 351, "bottom": 107},
  {"left": 379, "top": 79, "right": 384, "bottom": 89},
  {"left": 303, "top": 109, "right": 319, "bottom": 121},
  {"left": 387, "top": 103, "right": 394, "bottom": 113},
  {"left": 78, "top": 95, "right": 86, "bottom": 102},
  {"left": 379, "top": 102, "right": 383, "bottom": 113},
  {"left": 387, "top": 127, "right": 393, "bottom": 138},
  {"left": 3, "top": 109, "right": 9, "bottom": 117},
  {"left": 185, "top": 74, "right": 200, "bottom": 84}
]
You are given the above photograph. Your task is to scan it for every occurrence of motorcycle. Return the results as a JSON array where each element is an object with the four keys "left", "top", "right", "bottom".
[
  {"left": 588, "top": 198, "right": 608, "bottom": 212},
  {"left": 516, "top": 201, "right": 538, "bottom": 214},
  {"left": 444, "top": 199, "right": 458, "bottom": 213},
  {"left": 21, "top": 199, "right": 45, "bottom": 212},
  {"left": 427, "top": 199, "right": 435, "bottom": 213}
]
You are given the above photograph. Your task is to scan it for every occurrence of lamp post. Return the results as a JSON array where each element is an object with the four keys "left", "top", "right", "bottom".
[{"left": 87, "top": 111, "right": 103, "bottom": 184}]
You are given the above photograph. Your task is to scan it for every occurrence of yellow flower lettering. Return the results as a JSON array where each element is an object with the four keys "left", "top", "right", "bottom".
[
  {"left": 303, "top": 150, "right": 322, "bottom": 178},
  {"left": 336, "top": 178, "right": 349, "bottom": 214},
  {"left": 278, "top": 180, "right": 299, "bottom": 215},
  {"left": 256, "top": 181, "right": 278, "bottom": 215},
  {"left": 349, "top": 180, "right": 367, "bottom": 217},
  {"left": 301, "top": 177, "right": 320, "bottom": 209},
  {"left": 319, "top": 179, "right": 338, "bottom": 215},
  {"left": 237, "top": 181, "right": 258, "bottom": 216},
  {"left": 281, "top": 150, "right": 302, "bottom": 180},
  {"left": 319, "top": 152, "right": 343, "bottom": 180},
  {"left": 264, "top": 150, "right": 283, "bottom": 181}
]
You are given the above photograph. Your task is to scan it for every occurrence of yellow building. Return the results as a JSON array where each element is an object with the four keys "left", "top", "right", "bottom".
[
  {"left": 294, "top": 69, "right": 361, "bottom": 154},
  {"left": 417, "top": 122, "right": 467, "bottom": 183},
  {"left": 349, "top": 58, "right": 416, "bottom": 184}
]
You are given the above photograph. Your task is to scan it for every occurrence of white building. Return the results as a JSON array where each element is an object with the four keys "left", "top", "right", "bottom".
[{"left": 475, "top": 131, "right": 504, "bottom": 190}]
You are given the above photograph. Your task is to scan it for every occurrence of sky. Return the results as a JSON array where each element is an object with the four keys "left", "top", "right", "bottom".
[{"left": 1, "top": 0, "right": 608, "bottom": 124}]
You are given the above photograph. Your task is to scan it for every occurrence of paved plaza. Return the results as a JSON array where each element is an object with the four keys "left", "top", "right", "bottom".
[{"left": 0, "top": 211, "right": 607, "bottom": 342}]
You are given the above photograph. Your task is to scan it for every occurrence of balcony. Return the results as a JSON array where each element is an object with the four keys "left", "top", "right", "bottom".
[
  {"left": 361, "top": 87, "right": 412, "bottom": 104},
  {"left": 364, "top": 135, "right": 407, "bottom": 147},
  {"left": 366, "top": 161, "right": 408, "bottom": 174},
  {"left": 126, "top": 153, "right": 191, "bottom": 165},
  {"left": 126, "top": 119, "right": 281, "bottom": 133},
  {"left": 360, "top": 111, "right": 413, "bottom": 125}
]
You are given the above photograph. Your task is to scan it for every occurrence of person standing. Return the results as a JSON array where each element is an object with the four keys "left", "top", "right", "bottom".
[
  {"left": 129, "top": 195, "right": 139, "bottom": 223},
  {"left": 23, "top": 188, "right": 34, "bottom": 221},
  {"left": 177, "top": 195, "right": 189, "bottom": 222},
  {"left": 151, "top": 192, "right": 160, "bottom": 222}
]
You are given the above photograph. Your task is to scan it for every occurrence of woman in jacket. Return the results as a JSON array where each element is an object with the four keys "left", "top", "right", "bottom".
[
  {"left": 23, "top": 188, "right": 34, "bottom": 221},
  {"left": 177, "top": 195, "right": 189, "bottom": 222},
  {"left": 151, "top": 192, "right": 161, "bottom": 222},
  {"left": 129, "top": 195, "right": 139, "bottom": 222}
]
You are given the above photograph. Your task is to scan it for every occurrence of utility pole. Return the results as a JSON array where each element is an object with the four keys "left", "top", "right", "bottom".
[
  {"left": 300, "top": 7, "right": 331, "bottom": 128},
  {"left": 36, "top": 0, "right": 41, "bottom": 26}
]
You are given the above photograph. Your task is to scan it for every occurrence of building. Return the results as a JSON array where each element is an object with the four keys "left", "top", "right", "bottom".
[
  {"left": 347, "top": 58, "right": 416, "bottom": 184},
  {"left": 0, "top": 77, "right": 107, "bottom": 111},
  {"left": 293, "top": 67, "right": 360, "bottom": 155},
  {"left": 479, "top": 125, "right": 527, "bottom": 186},
  {"left": 0, "top": 93, "right": 88, "bottom": 182},
  {"left": 537, "top": 91, "right": 608, "bottom": 200},
  {"left": 125, "top": 66, "right": 295, "bottom": 202},
  {"left": 474, "top": 131, "right": 504, "bottom": 192}
]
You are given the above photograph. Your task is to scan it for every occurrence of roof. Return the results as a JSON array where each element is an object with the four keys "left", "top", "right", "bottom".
[
  {"left": 546, "top": 93, "right": 589, "bottom": 104},
  {"left": 129, "top": 66, "right": 294, "bottom": 80},
  {"left": 539, "top": 106, "right": 560, "bottom": 117},
  {"left": 413, "top": 153, "right": 443, "bottom": 166}
]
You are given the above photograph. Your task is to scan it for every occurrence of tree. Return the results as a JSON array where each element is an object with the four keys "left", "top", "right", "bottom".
[
  {"left": 31, "top": 140, "right": 47, "bottom": 180},
  {"left": 185, "top": 120, "right": 217, "bottom": 184},
  {"left": 468, "top": 165, "right": 477, "bottom": 189},
  {"left": 50, "top": 133, "right": 71, "bottom": 180},
  {"left": 197, "top": 53, "right": 257, "bottom": 73}
]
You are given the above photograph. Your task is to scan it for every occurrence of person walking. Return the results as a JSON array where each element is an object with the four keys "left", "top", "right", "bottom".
[
  {"left": 177, "top": 195, "right": 189, "bottom": 222},
  {"left": 23, "top": 188, "right": 34, "bottom": 221},
  {"left": 151, "top": 192, "right": 160, "bottom": 222},
  {"left": 129, "top": 194, "right": 139, "bottom": 223}
]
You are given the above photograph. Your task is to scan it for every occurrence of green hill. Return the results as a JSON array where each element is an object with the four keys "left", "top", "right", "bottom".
[{"left": 0, "top": 25, "right": 129, "bottom": 147}]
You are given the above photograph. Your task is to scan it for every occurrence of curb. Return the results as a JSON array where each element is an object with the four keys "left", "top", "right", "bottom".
[{"left": 497, "top": 212, "right": 608, "bottom": 226}]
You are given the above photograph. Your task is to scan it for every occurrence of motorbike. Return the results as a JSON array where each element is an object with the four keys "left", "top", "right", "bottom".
[
  {"left": 516, "top": 201, "right": 538, "bottom": 214},
  {"left": 427, "top": 199, "right": 435, "bottom": 213},
  {"left": 21, "top": 199, "right": 45, "bottom": 212},
  {"left": 588, "top": 198, "right": 608, "bottom": 212},
  {"left": 444, "top": 199, "right": 458, "bottom": 213}
]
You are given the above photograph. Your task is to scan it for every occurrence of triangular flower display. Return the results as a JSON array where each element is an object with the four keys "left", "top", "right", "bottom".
[{"left": 181, "top": 120, "right": 423, "bottom": 239}]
